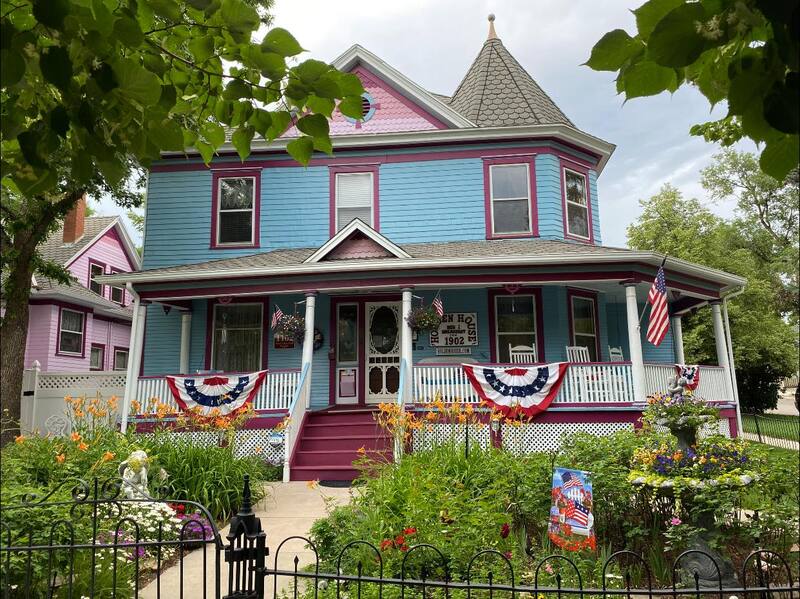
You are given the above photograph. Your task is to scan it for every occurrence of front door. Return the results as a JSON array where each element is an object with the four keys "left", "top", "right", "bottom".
[{"left": 365, "top": 302, "right": 401, "bottom": 403}]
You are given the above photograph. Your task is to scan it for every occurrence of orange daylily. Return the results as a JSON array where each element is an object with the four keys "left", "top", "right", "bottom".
[
  {"left": 77, "top": 441, "right": 89, "bottom": 451},
  {"left": 71, "top": 432, "right": 82, "bottom": 442},
  {"left": 14, "top": 435, "right": 25, "bottom": 444},
  {"left": 55, "top": 453, "right": 66, "bottom": 463},
  {"left": 102, "top": 451, "right": 115, "bottom": 462}
]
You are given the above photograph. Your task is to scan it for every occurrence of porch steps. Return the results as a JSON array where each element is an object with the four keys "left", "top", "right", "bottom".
[{"left": 290, "top": 408, "right": 391, "bottom": 481}]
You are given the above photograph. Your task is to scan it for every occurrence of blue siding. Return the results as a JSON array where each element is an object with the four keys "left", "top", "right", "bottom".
[
  {"left": 411, "top": 289, "right": 491, "bottom": 362},
  {"left": 142, "top": 305, "right": 181, "bottom": 375},
  {"left": 542, "top": 287, "right": 569, "bottom": 361},
  {"left": 535, "top": 154, "right": 563, "bottom": 239},
  {"left": 604, "top": 299, "right": 676, "bottom": 363},
  {"left": 589, "top": 170, "right": 601, "bottom": 244},
  {"left": 263, "top": 168, "right": 329, "bottom": 249}
]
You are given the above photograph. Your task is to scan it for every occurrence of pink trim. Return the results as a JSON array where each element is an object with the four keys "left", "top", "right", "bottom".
[
  {"left": 87, "top": 259, "right": 107, "bottom": 298},
  {"left": 152, "top": 146, "right": 598, "bottom": 173},
  {"left": 92, "top": 313, "right": 131, "bottom": 325},
  {"left": 204, "top": 297, "right": 269, "bottom": 371},
  {"left": 482, "top": 156, "right": 538, "bottom": 239},
  {"left": 90, "top": 343, "right": 106, "bottom": 371},
  {"left": 55, "top": 305, "right": 88, "bottom": 358},
  {"left": 137, "top": 367, "right": 300, "bottom": 379},
  {"left": 113, "top": 345, "right": 129, "bottom": 370},
  {"left": 560, "top": 159, "right": 595, "bottom": 244},
  {"left": 487, "top": 287, "right": 545, "bottom": 362},
  {"left": 328, "top": 165, "right": 380, "bottom": 236},
  {"left": 566, "top": 288, "right": 602, "bottom": 361},
  {"left": 210, "top": 170, "right": 261, "bottom": 250}
]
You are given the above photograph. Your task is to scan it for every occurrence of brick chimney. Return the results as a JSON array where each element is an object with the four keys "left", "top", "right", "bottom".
[{"left": 62, "top": 194, "right": 86, "bottom": 243}]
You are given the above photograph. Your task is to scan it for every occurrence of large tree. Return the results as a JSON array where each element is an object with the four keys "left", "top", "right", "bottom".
[
  {"left": 585, "top": 0, "right": 799, "bottom": 181},
  {"left": 0, "top": 0, "right": 365, "bottom": 443},
  {"left": 628, "top": 184, "right": 798, "bottom": 412}
]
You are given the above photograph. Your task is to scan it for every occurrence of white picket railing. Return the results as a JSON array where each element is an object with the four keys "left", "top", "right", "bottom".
[
  {"left": 283, "top": 363, "right": 311, "bottom": 482},
  {"left": 134, "top": 369, "right": 301, "bottom": 415},
  {"left": 643, "top": 363, "right": 731, "bottom": 401},
  {"left": 412, "top": 364, "right": 482, "bottom": 403}
]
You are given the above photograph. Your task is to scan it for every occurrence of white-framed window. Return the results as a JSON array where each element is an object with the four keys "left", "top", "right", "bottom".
[
  {"left": 89, "top": 263, "right": 105, "bottom": 296},
  {"left": 335, "top": 172, "right": 373, "bottom": 231},
  {"left": 489, "top": 163, "right": 531, "bottom": 235},
  {"left": 570, "top": 295, "right": 598, "bottom": 361},
  {"left": 110, "top": 285, "right": 124, "bottom": 305},
  {"left": 494, "top": 294, "right": 537, "bottom": 363},
  {"left": 563, "top": 168, "right": 590, "bottom": 240},
  {"left": 212, "top": 303, "right": 263, "bottom": 372},
  {"left": 113, "top": 348, "right": 129, "bottom": 371},
  {"left": 90, "top": 345, "right": 105, "bottom": 370},
  {"left": 58, "top": 309, "right": 85, "bottom": 355},
  {"left": 216, "top": 176, "right": 256, "bottom": 245}
]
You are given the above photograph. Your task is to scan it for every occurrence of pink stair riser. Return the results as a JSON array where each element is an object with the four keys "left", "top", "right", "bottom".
[
  {"left": 293, "top": 449, "right": 391, "bottom": 467},
  {"left": 290, "top": 466, "right": 361, "bottom": 481},
  {"left": 300, "top": 435, "right": 392, "bottom": 452},
  {"left": 302, "top": 423, "right": 383, "bottom": 437}
]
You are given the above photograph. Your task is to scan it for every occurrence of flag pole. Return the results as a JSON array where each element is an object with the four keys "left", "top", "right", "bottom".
[{"left": 637, "top": 255, "right": 668, "bottom": 328}]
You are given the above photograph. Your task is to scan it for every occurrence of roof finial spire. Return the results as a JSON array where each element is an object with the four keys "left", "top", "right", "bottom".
[{"left": 487, "top": 14, "right": 497, "bottom": 40}]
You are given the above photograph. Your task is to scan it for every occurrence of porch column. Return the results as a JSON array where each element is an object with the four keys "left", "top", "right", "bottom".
[
  {"left": 179, "top": 311, "right": 192, "bottom": 374},
  {"left": 722, "top": 297, "right": 744, "bottom": 435},
  {"left": 400, "top": 288, "right": 413, "bottom": 403},
  {"left": 711, "top": 302, "right": 735, "bottom": 401},
  {"left": 671, "top": 315, "right": 685, "bottom": 364},
  {"left": 624, "top": 283, "right": 646, "bottom": 402},
  {"left": 121, "top": 291, "right": 146, "bottom": 433},
  {"left": 301, "top": 292, "right": 317, "bottom": 409}
]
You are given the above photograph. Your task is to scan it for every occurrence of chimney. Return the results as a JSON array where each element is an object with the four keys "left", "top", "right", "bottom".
[{"left": 63, "top": 194, "right": 86, "bottom": 243}]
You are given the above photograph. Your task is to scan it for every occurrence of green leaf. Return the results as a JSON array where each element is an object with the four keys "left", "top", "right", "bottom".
[
  {"left": 187, "top": 0, "right": 214, "bottom": 9},
  {"left": 265, "top": 111, "right": 290, "bottom": 140},
  {"left": 112, "top": 59, "right": 162, "bottom": 105},
  {"left": 196, "top": 140, "right": 214, "bottom": 164},
  {"left": 286, "top": 136, "right": 314, "bottom": 166},
  {"left": 586, "top": 29, "right": 642, "bottom": 71},
  {"left": 727, "top": 62, "right": 768, "bottom": 116},
  {"left": 221, "top": 0, "right": 259, "bottom": 39},
  {"left": 147, "top": 0, "right": 181, "bottom": 20},
  {"left": 253, "top": 50, "right": 285, "bottom": 80},
  {"left": 633, "top": 0, "right": 684, "bottom": 39},
  {"left": 763, "top": 77, "right": 799, "bottom": 134},
  {"left": 17, "top": 130, "right": 45, "bottom": 167},
  {"left": 311, "top": 73, "right": 341, "bottom": 99},
  {"left": 98, "top": 158, "right": 126, "bottom": 186},
  {"left": 336, "top": 72, "right": 364, "bottom": 96},
  {"left": 91, "top": 62, "right": 118, "bottom": 93},
  {"left": 250, "top": 109, "right": 272, "bottom": 138},
  {"left": 231, "top": 126, "right": 255, "bottom": 160},
  {"left": 202, "top": 122, "right": 227, "bottom": 148},
  {"left": 759, "top": 134, "right": 800, "bottom": 180},
  {"left": 261, "top": 28, "right": 304, "bottom": 57},
  {"left": 306, "top": 95, "right": 335, "bottom": 118},
  {"left": 312, "top": 136, "right": 333, "bottom": 155},
  {"left": 647, "top": 3, "right": 707, "bottom": 68},
  {"left": 49, "top": 106, "right": 70, "bottom": 137},
  {"left": 113, "top": 17, "right": 144, "bottom": 48},
  {"left": 295, "top": 59, "right": 330, "bottom": 84},
  {"left": 339, "top": 95, "right": 365, "bottom": 119},
  {"left": 32, "top": 0, "right": 70, "bottom": 28},
  {"left": 39, "top": 46, "right": 72, "bottom": 90},
  {"left": 158, "top": 85, "right": 177, "bottom": 111},
  {"left": 0, "top": 48, "right": 25, "bottom": 87},
  {"left": 223, "top": 79, "right": 251, "bottom": 100},
  {"left": 147, "top": 118, "right": 184, "bottom": 151},
  {"left": 686, "top": 51, "right": 729, "bottom": 105},
  {"left": 296, "top": 113, "right": 329, "bottom": 139},
  {"left": 622, "top": 61, "right": 677, "bottom": 98},
  {"left": 189, "top": 36, "right": 215, "bottom": 63}
]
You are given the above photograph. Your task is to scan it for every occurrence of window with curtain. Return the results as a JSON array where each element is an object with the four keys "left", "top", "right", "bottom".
[
  {"left": 494, "top": 295, "right": 537, "bottom": 362},
  {"left": 571, "top": 295, "right": 598, "bottom": 361},
  {"left": 336, "top": 172, "right": 373, "bottom": 231},
  {"left": 490, "top": 164, "right": 531, "bottom": 235},
  {"left": 58, "top": 309, "right": 84, "bottom": 354},
  {"left": 217, "top": 177, "right": 256, "bottom": 245},
  {"left": 212, "top": 303, "right": 263, "bottom": 372},
  {"left": 113, "top": 348, "right": 129, "bottom": 371},
  {"left": 564, "top": 169, "right": 590, "bottom": 239}
]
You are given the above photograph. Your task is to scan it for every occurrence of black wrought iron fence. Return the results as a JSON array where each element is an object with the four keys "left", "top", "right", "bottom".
[{"left": 742, "top": 412, "right": 800, "bottom": 449}]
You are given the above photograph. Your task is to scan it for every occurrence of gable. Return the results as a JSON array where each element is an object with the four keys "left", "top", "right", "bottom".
[
  {"left": 322, "top": 232, "right": 396, "bottom": 260},
  {"left": 304, "top": 219, "right": 411, "bottom": 263}
]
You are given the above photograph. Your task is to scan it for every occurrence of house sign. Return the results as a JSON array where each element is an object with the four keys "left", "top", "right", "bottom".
[{"left": 430, "top": 313, "right": 478, "bottom": 347}]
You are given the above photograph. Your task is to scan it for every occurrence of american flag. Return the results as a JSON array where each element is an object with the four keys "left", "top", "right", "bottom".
[
  {"left": 271, "top": 305, "right": 284, "bottom": 330},
  {"left": 646, "top": 266, "right": 669, "bottom": 346},
  {"left": 561, "top": 471, "right": 583, "bottom": 490},
  {"left": 432, "top": 295, "right": 444, "bottom": 317},
  {"left": 565, "top": 500, "right": 590, "bottom": 526}
]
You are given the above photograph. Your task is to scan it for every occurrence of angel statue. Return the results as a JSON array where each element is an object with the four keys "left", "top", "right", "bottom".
[
  {"left": 666, "top": 373, "right": 690, "bottom": 399},
  {"left": 118, "top": 450, "right": 152, "bottom": 499}
]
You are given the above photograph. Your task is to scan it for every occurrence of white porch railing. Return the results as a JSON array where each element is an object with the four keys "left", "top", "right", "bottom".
[
  {"left": 283, "top": 363, "right": 311, "bottom": 482},
  {"left": 412, "top": 364, "right": 482, "bottom": 403},
  {"left": 134, "top": 369, "right": 301, "bottom": 415},
  {"left": 643, "top": 363, "right": 731, "bottom": 401}
]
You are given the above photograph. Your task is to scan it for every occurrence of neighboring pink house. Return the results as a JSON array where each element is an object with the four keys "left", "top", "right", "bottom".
[{"left": 25, "top": 197, "right": 141, "bottom": 372}]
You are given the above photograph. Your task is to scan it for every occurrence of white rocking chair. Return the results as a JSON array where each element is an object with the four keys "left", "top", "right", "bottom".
[
  {"left": 565, "top": 346, "right": 591, "bottom": 363},
  {"left": 509, "top": 344, "right": 537, "bottom": 364},
  {"left": 608, "top": 346, "right": 624, "bottom": 362}
]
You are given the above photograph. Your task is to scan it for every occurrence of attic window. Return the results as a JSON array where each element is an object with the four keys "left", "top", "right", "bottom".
[{"left": 344, "top": 92, "right": 376, "bottom": 124}]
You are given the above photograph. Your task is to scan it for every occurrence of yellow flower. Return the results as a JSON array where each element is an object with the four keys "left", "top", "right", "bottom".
[
  {"left": 71, "top": 432, "right": 82, "bottom": 442},
  {"left": 55, "top": 453, "right": 66, "bottom": 464},
  {"left": 102, "top": 451, "right": 115, "bottom": 462},
  {"left": 14, "top": 435, "right": 25, "bottom": 444},
  {"left": 306, "top": 479, "right": 319, "bottom": 489}
]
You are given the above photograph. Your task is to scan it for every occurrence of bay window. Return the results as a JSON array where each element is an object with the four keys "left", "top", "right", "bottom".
[{"left": 212, "top": 303, "right": 263, "bottom": 372}]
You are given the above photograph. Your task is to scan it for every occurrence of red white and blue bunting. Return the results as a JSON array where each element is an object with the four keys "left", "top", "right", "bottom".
[
  {"left": 462, "top": 363, "right": 568, "bottom": 418},
  {"left": 165, "top": 371, "right": 267, "bottom": 416},
  {"left": 675, "top": 364, "right": 700, "bottom": 391}
]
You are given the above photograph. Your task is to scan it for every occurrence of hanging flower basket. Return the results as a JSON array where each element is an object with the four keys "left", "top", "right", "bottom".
[
  {"left": 406, "top": 305, "right": 442, "bottom": 332},
  {"left": 275, "top": 314, "right": 305, "bottom": 341}
]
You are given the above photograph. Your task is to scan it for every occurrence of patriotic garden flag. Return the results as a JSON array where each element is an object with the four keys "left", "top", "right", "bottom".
[
  {"left": 166, "top": 371, "right": 267, "bottom": 416},
  {"left": 646, "top": 266, "right": 669, "bottom": 346},
  {"left": 462, "top": 362, "right": 568, "bottom": 418},
  {"left": 675, "top": 364, "right": 700, "bottom": 391},
  {"left": 549, "top": 467, "right": 596, "bottom": 551},
  {"left": 271, "top": 305, "right": 284, "bottom": 330}
]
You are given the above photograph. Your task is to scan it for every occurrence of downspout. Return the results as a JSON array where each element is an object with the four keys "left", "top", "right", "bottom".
[{"left": 721, "top": 286, "right": 745, "bottom": 437}]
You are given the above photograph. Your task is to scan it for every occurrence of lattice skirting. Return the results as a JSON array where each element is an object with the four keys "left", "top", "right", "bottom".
[
  {"left": 501, "top": 421, "right": 634, "bottom": 454},
  {"left": 411, "top": 423, "right": 491, "bottom": 452},
  {"left": 233, "top": 429, "right": 284, "bottom": 464}
]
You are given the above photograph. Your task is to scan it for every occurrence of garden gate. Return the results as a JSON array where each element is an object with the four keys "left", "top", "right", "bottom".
[{"left": 2, "top": 476, "right": 797, "bottom": 599}]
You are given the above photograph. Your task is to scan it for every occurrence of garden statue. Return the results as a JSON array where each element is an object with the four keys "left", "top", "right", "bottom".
[
  {"left": 119, "top": 449, "right": 152, "bottom": 499},
  {"left": 666, "top": 373, "right": 689, "bottom": 399}
]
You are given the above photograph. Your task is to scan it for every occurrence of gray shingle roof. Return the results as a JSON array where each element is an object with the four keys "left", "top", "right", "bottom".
[
  {"left": 39, "top": 216, "right": 118, "bottom": 266},
  {"left": 449, "top": 38, "right": 573, "bottom": 127},
  {"left": 32, "top": 275, "right": 133, "bottom": 320}
]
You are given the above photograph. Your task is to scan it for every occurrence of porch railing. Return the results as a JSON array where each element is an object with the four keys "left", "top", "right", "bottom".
[
  {"left": 283, "top": 363, "right": 311, "bottom": 482},
  {"left": 642, "top": 363, "right": 730, "bottom": 401},
  {"left": 133, "top": 369, "right": 301, "bottom": 415}
]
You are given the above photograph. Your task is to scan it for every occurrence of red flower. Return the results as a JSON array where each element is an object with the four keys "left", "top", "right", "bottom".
[
  {"left": 169, "top": 503, "right": 186, "bottom": 515},
  {"left": 500, "top": 523, "right": 510, "bottom": 539},
  {"left": 380, "top": 539, "right": 393, "bottom": 551},
  {"left": 503, "top": 551, "right": 513, "bottom": 559},
  {"left": 403, "top": 527, "right": 417, "bottom": 535},
  {"left": 394, "top": 535, "right": 405, "bottom": 545},
  {"left": 400, "top": 544, "right": 409, "bottom": 552}
]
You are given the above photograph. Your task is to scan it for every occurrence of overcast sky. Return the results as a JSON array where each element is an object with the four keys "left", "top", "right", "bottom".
[{"left": 97, "top": 0, "right": 755, "bottom": 248}]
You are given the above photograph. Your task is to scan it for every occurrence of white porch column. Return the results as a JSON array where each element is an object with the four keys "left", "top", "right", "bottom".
[
  {"left": 121, "top": 290, "right": 146, "bottom": 433},
  {"left": 624, "top": 283, "right": 646, "bottom": 402},
  {"left": 301, "top": 292, "right": 317, "bottom": 409},
  {"left": 671, "top": 315, "right": 685, "bottom": 364},
  {"left": 400, "top": 288, "right": 414, "bottom": 403},
  {"left": 711, "top": 302, "right": 735, "bottom": 401},
  {"left": 722, "top": 297, "right": 744, "bottom": 435},
  {"left": 179, "top": 311, "right": 192, "bottom": 374}
]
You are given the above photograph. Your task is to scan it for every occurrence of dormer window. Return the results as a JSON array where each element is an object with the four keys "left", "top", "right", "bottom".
[
  {"left": 563, "top": 167, "right": 591, "bottom": 241},
  {"left": 211, "top": 171, "right": 261, "bottom": 249},
  {"left": 331, "top": 166, "right": 379, "bottom": 234},
  {"left": 89, "top": 262, "right": 105, "bottom": 296},
  {"left": 484, "top": 157, "right": 536, "bottom": 239}
]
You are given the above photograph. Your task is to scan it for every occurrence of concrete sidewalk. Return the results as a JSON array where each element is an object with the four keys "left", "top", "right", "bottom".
[{"left": 139, "top": 482, "right": 353, "bottom": 598}]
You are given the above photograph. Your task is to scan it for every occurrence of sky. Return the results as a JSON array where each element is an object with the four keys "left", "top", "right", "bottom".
[{"left": 96, "top": 0, "right": 756, "bottom": 248}]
